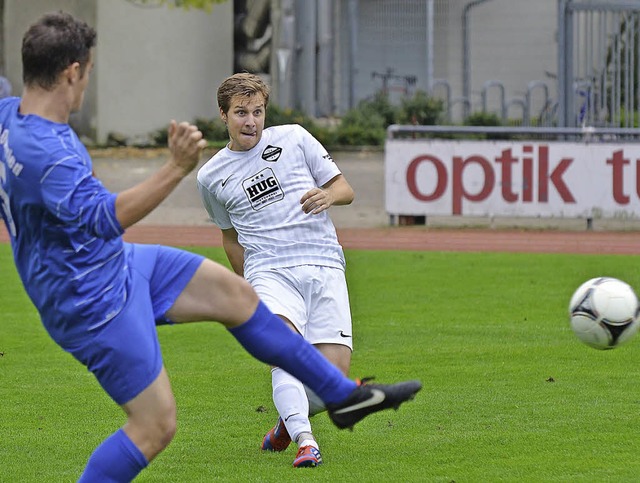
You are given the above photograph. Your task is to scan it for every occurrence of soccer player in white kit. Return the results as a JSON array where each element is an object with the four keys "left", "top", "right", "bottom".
[{"left": 197, "top": 73, "right": 356, "bottom": 468}]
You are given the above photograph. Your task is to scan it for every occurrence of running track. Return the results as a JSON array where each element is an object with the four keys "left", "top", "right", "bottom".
[{"left": 0, "top": 225, "right": 637, "bottom": 255}]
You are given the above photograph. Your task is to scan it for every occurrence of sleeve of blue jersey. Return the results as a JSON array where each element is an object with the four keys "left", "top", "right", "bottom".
[{"left": 41, "top": 153, "right": 124, "bottom": 239}]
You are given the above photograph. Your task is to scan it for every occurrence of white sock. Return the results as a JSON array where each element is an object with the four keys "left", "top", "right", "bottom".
[
  {"left": 271, "top": 368, "right": 311, "bottom": 443},
  {"left": 297, "top": 438, "right": 318, "bottom": 449}
]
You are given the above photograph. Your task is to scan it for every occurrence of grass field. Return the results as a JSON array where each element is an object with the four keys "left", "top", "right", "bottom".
[{"left": 1, "top": 243, "right": 640, "bottom": 482}]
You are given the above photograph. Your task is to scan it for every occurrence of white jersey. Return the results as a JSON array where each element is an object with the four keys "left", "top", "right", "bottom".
[{"left": 197, "top": 124, "right": 346, "bottom": 279}]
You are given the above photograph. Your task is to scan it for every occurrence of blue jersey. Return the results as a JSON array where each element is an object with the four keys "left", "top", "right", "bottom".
[{"left": 0, "top": 97, "right": 127, "bottom": 347}]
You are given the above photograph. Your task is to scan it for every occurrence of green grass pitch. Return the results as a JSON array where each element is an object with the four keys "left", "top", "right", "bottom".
[{"left": 1, "top": 243, "right": 640, "bottom": 482}]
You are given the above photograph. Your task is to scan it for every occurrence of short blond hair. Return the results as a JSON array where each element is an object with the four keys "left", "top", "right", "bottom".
[{"left": 217, "top": 73, "right": 271, "bottom": 114}]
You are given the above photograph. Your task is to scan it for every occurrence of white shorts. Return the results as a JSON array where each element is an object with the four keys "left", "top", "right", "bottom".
[{"left": 247, "top": 265, "right": 353, "bottom": 350}]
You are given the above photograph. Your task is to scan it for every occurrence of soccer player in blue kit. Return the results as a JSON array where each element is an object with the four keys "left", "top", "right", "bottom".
[{"left": 0, "top": 11, "right": 421, "bottom": 482}]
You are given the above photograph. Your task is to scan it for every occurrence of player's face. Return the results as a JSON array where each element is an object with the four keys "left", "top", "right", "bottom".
[{"left": 222, "top": 93, "right": 265, "bottom": 151}]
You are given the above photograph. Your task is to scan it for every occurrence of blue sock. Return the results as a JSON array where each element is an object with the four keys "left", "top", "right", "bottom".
[
  {"left": 229, "top": 301, "right": 357, "bottom": 404},
  {"left": 78, "top": 429, "right": 148, "bottom": 482}
]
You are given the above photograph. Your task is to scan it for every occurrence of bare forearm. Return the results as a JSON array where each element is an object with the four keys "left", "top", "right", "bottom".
[
  {"left": 115, "top": 161, "right": 186, "bottom": 229},
  {"left": 115, "top": 120, "right": 206, "bottom": 229},
  {"left": 326, "top": 178, "right": 355, "bottom": 206}
]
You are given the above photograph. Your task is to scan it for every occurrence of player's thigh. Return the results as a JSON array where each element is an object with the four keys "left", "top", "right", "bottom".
[{"left": 166, "top": 258, "right": 259, "bottom": 325}]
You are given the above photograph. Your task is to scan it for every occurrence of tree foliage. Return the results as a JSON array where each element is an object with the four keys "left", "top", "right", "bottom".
[{"left": 131, "top": 0, "right": 227, "bottom": 11}]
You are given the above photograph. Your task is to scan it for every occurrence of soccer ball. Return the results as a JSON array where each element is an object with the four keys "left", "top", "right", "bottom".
[{"left": 569, "top": 277, "right": 640, "bottom": 350}]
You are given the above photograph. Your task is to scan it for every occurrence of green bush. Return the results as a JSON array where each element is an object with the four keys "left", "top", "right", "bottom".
[
  {"left": 149, "top": 89, "right": 445, "bottom": 147},
  {"left": 397, "top": 90, "right": 444, "bottom": 125},
  {"left": 193, "top": 117, "right": 228, "bottom": 141},
  {"left": 152, "top": 127, "right": 168, "bottom": 146},
  {"left": 332, "top": 90, "right": 445, "bottom": 145},
  {"left": 334, "top": 106, "right": 387, "bottom": 146},
  {"left": 265, "top": 105, "right": 315, "bottom": 129},
  {"left": 329, "top": 92, "right": 399, "bottom": 146},
  {"left": 464, "top": 111, "right": 503, "bottom": 127},
  {"left": 463, "top": 111, "right": 507, "bottom": 140},
  {"left": 360, "top": 91, "right": 399, "bottom": 127},
  {"left": 151, "top": 118, "right": 227, "bottom": 147},
  {"left": 333, "top": 123, "right": 386, "bottom": 146},
  {"left": 307, "top": 124, "right": 338, "bottom": 147}
]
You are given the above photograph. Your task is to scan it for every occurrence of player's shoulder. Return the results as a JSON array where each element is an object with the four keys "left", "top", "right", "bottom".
[
  {"left": 0, "top": 96, "right": 19, "bottom": 112},
  {"left": 1, "top": 102, "right": 71, "bottom": 159},
  {"left": 264, "top": 124, "right": 310, "bottom": 144},
  {"left": 0, "top": 97, "right": 20, "bottom": 128},
  {"left": 197, "top": 147, "right": 232, "bottom": 185},
  {"left": 266, "top": 123, "right": 306, "bottom": 135}
]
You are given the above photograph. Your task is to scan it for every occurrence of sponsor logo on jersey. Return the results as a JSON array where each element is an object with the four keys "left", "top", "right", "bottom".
[
  {"left": 242, "top": 167, "right": 284, "bottom": 210},
  {"left": 262, "top": 145, "right": 282, "bottom": 162}
]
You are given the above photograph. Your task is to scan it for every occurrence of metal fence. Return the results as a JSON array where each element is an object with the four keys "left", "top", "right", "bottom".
[
  {"left": 259, "top": 1, "right": 640, "bottom": 129},
  {"left": 558, "top": 0, "right": 640, "bottom": 129},
  {"left": 332, "top": 0, "right": 640, "bottom": 129},
  {"left": 440, "top": 0, "right": 640, "bottom": 129}
]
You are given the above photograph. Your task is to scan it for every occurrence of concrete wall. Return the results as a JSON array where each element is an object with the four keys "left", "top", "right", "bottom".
[
  {"left": 94, "top": 0, "right": 233, "bottom": 143},
  {"left": 3, "top": 0, "right": 233, "bottom": 143}
]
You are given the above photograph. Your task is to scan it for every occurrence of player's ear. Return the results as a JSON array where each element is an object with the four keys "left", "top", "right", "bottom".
[
  {"left": 219, "top": 108, "right": 227, "bottom": 124},
  {"left": 64, "top": 62, "right": 81, "bottom": 84}
]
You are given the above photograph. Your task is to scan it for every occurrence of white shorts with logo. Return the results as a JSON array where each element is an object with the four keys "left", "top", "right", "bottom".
[{"left": 247, "top": 265, "right": 353, "bottom": 350}]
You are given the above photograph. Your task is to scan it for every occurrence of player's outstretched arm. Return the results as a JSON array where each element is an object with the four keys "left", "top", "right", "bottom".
[{"left": 115, "top": 121, "right": 207, "bottom": 228}]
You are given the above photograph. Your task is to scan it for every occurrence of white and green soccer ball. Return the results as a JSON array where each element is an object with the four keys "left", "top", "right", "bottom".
[{"left": 569, "top": 277, "right": 640, "bottom": 350}]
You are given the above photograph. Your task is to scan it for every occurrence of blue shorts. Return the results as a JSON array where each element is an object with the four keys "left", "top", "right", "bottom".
[{"left": 68, "top": 243, "right": 204, "bottom": 405}]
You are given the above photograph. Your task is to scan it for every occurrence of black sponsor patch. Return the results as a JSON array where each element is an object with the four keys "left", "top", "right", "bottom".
[
  {"left": 262, "top": 145, "right": 282, "bottom": 162},
  {"left": 243, "top": 167, "right": 284, "bottom": 210}
]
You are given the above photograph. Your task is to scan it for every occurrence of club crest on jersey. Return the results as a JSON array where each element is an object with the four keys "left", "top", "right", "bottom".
[
  {"left": 261, "top": 145, "right": 282, "bottom": 162},
  {"left": 242, "top": 167, "right": 284, "bottom": 210}
]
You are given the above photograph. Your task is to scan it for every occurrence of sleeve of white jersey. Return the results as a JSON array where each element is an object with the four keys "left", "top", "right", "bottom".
[
  {"left": 298, "top": 125, "right": 341, "bottom": 186},
  {"left": 196, "top": 177, "right": 233, "bottom": 230}
]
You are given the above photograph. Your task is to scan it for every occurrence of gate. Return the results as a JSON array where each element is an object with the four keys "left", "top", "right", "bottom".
[{"left": 558, "top": 0, "right": 640, "bottom": 128}]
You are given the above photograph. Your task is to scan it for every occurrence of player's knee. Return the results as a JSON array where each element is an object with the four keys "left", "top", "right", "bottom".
[
  {"left": 158, "top": 416, "right": 177, "bottom": 449},
  {"left": 223, "top": 274, "right": 259, "bottom": 315},
  {"left": 152, "top": 405, "right": 178, "bottom": 450},
  {"left": 149, "top": 399, "right": 178, "bottom": 448},
  {"left": 236, "top": 276, "right": 259, "bottom": 303}
]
